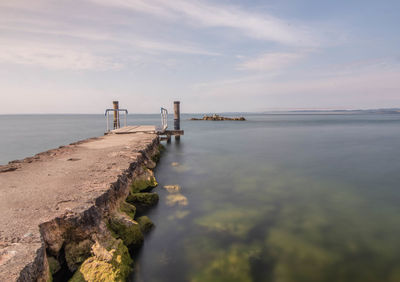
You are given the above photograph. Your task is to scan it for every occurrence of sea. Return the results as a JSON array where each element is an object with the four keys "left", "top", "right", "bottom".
[{"left": 1, "top": 113, "right": 400, "bottom": 282}]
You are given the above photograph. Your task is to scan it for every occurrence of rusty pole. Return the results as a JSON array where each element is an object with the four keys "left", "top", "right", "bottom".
[
  {"left": 113, "top": 101, "right": 120, "bottom": 129},
  {"left": 174, "top": 101, "right": 180, "bottom": 141}
]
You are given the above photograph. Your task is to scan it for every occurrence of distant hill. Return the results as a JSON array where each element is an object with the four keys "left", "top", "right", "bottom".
[{"left": 288, "top": 108, "right": 400, "bottom": 114}]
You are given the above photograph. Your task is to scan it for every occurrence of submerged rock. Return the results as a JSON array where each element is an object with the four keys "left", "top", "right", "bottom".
[
  {"left": 166, "top": 193, "right": 188, "bottom": 207},
  {"left": 190, "top": 243, "right": 254, "bottom": 282},
  {"left": 69, "top": 238, "right": 133, "bottom": 282},
  {"left": 163, "top": 185, "right": 181, "bottom": 193},
  {"left": 137, "top": 216, "right": 154, "bottom": 234}
]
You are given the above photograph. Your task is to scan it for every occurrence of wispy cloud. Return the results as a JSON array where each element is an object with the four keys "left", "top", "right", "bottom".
[
  {"left": 89, "top": 0, "right": 316, "bottom": 46},
  {"left": 0, "top": 23, "right": 219, "bottom": 58},
  {"left": 237, "top": 52, "right": 304, "bottom": 71},
  {"left": 0, "top": 42, "right": 120, "bottom": 70},
  {"left": 130, "top": 39, "right": 220, "bottom": 56}
]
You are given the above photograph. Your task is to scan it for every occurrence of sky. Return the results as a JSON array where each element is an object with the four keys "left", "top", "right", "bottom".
[{"left": 0, "top": 0, "right": 399, "bottom": 114}]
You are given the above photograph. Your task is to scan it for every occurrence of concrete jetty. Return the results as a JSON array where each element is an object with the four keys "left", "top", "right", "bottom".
[{"left": 0, "top": 132, "right": 159, "bottom": 281}]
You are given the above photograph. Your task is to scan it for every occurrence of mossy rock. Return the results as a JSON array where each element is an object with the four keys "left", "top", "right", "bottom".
[
  {"left": 48, "top": 256, "right": 61, "bottom": 275},
  {"left": 137, "top": 216, "right": 154, "bottom": 234},
  {"left": 119, "top": 201, "right": 136, "bottom": 219},
  {"left": 107, "top": 216, "right": 144, "bottom": 248},
  {"left": 158, "top": 144, "right": 165, "bottom": 153},
  {"left": 130, "top": 168, "right": 158, "bottom": 193},
  {"left": 65, "top": 240, "right": 93, "bottom": 272},
  {"left": 69, "top": 239, "right": 133, "bottom": 282},
  {"left": 151, "top": 152, "right": 161, "bottom": 163},
  {"left": 151, "top": 144, "right": 165, "bottom": 163},
  {"left": 126, "top": 193, "right": 159, "bottom": 211}
]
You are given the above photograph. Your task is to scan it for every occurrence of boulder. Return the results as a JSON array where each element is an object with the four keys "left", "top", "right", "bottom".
[
  {"left": 119, "top": 201, "right": 136, "bottom": 219},
  {"left": 126, "top": 193, "right": 159, "bottom": 211},
  {"left": 107, "top": 215, "right": 144, "bottom": 248},
  {"left": 69, "top": 238, "right": 133, "bottom": 282},
  {"left": 130, "top": 168, "right": 158, "bottom": 193},
  {"left": 137, "top": 216, "right": 154, "bottom": 234}
]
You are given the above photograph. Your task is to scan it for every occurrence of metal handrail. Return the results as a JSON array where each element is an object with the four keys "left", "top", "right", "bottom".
[
  {"left": 160, "top": 107, "right": 168, "bottom": 132},
  {"left": 105, "top": 109, "right": 128, "bottom": 132}
]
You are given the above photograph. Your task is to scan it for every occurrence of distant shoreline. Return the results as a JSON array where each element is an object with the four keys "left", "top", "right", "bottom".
[{"left": 1, "top": 108, "right": 400, "bottom": 116}]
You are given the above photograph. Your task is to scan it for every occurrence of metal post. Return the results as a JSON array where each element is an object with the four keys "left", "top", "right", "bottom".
[
  {"left": 113, "top": 101, "right": 120, "bottom": 129},
  {"left": 106, "top": 112, "right": 109, "bottom": 132},
  {"left": 174, "top": 101, "right": 180, "bottom": 141}
]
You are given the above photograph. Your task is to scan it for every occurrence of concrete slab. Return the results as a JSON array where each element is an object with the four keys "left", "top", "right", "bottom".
[{"left": 111, "top": 125, "right": 157, "bottom": 134}]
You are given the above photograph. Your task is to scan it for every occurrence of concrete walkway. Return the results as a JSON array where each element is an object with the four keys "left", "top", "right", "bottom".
[{"left": 0, "top": 132, "right": 157, "bottom": 281}]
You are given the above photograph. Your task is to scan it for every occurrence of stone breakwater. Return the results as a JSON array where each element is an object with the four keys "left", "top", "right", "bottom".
[
  {"left": 0, "top": 133, "right": 162, "bottom": 281},
  {"left": 190, "top": 114, "right": 245, "bottom": 121}
]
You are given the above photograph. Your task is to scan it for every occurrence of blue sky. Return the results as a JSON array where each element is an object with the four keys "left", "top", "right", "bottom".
[{"left": 0, "top": 0, "right": 399, "bottom": 113}]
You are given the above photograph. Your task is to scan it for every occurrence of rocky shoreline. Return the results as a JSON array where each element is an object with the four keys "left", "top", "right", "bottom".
[
  {"left": 0, "top": 134, "right": 163, "bottom": 281},
  {"left": 48, "top": 143, "right": 163, "bottom": 281},
  {"left": 190, "top": 114, "right": 245, "bottom": 121}
]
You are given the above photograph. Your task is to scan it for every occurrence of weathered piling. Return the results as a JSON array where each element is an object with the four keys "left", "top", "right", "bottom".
[
  {"left": 174, "top": 101, "right": 181, "bottom": 141},
  {"left": 113, "top": 100, "right": 120, "bottom": 129}
]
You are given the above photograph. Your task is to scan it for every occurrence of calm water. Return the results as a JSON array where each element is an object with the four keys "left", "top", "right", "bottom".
[
  {"left": 1, "top": 114, "right": 400, "bottom": 282},
  {"left": 0, "top": 114, "right": 162, "bottom": 165},
  {"left": 135, "top": 114, "right": 400, "bottom": 282}
]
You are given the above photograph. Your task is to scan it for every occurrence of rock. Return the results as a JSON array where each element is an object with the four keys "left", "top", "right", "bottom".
[
  {"left": 143, "top": 157, "right": 156, "bottom": 169},
  {"left": 190, "top": 114, "right": 246, "bottom": 121},
  {"left": 47, "top": 256, "right": 61, "bottom": 275},
  {"left": 126, "top": 193, "right": 159, "bottom": 210},
  {"left": 69, "top": 238, "right": 133, "bottom": 282},
  {"left": 166, "top": 194, "right": 188, "bottom": 206},
  {"left": 151, "top": 144, "right": 165, "bottom": 163},
  {"left": 130, "top": 168, "right": 158, "bottom": 193},
  {"left": 107, "top": 215, "right": 144, "bottom": 248},
  {"left": 163, "top": 185, "right": 181, "bottom": 193},
  {"left": 137, "top": 216, "right": 154, "bottom": 234},
  {"left": 119, "top": 201, "right": 136, "bottom": 219},
  {"left": 65, "top": 239, "right": 93, "bottom": 272}
]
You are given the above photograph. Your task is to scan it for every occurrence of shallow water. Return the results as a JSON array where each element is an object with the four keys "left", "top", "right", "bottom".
[
  {"left": 1, "top": 113, "right": 400, "bottom": 281},
  {"left": 132, "top": 114, "right": 400, "bottom": 282}
]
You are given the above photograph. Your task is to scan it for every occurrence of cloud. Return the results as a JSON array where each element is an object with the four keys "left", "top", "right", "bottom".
[
  {"left": 133, "top": 39, "right": 219, "bottom": 56},
  {"left": 0, "top": 24, "right": 218, "bottom": 57},
  {"left": 237, "top": 52, "right": 303, "bottom": 71},
  {"left": 89, "top": 0, "right": 315, "bottom": 46},
  {"left": 0, "top": 42, "right": 120, "bottom": 70}
]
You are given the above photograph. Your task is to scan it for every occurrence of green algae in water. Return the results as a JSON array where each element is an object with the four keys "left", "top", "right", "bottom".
[
  {"left": 191, "top": 244, "right": 253, "bottom": 282},
  {"left": 194, "top": 204, "right": 272, "bottom": 238},
  {"left": 131, "top": 114, "right": 400, "bottom": 282}
]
